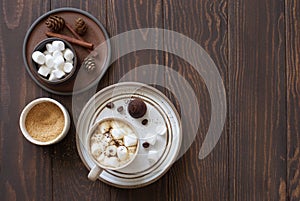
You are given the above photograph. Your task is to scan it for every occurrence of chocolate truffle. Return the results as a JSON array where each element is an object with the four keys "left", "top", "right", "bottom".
[{"left": 128, "top": 98, "right": 147, "bottom": 118}]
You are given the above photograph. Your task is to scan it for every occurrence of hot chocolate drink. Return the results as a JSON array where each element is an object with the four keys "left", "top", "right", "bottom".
[{"left": 89, "top": 119, "right": 138, "bottom": 169}]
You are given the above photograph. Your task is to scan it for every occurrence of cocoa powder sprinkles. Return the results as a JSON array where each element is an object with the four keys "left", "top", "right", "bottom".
[{"left": 25, "top": 102, "right": 65, "bottom": 142}]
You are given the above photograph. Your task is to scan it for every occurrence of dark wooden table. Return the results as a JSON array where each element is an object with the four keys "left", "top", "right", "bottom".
[{"left": 1, "top": 0, "right": 299, "bottom": 200}]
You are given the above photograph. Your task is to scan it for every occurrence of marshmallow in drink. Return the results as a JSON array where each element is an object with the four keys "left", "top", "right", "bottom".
[
  {"left": 145, "top": 133, "right": 157, "bottom": 145},
  {"left": 52, "top": 50, "right": 63, "bottom": 58},
  {"left": 156, "top": 125, "right": 167, "bottom": 135},
  {"left": 121, "top": 126, "right": 133, "bottom": 135},
  {"left": 52, "top": 69, "right": 65, "bottom": 79},
  {"left": 111, "top": 128, "right": 125, "bottom": 140},
  {"left": 117, "top": 146, "right": 128, "bottom": 161},
  {"left": 46, "top": 43, "right": 54, "bottom": 53},
  {"left": 38, "top": 65, "right": 51, "bottom": 77},
  {"left": 148, "top": 150, "right": 159, "bottom": 163},
  {"left": 106, "top": 145, "right": 117, "bottom": 156},
  {"left": 103, "top": 133, "right": 112, "bottom": 143},
  {"left": 123, "top": 134, "right": 138, "bottom": 147},
  {"left": 52, "top": 40, "right": 65, "bottom": 51},
  {"left": 110, "top": 120, "right": 121, "bottom": 129},
  {"left": 49, "top": 72, "right": 57, "bottom": 81},
  {"left": 63, "top": 62, "right": 73, "bottom": 73},
  {"left": 91, "top": 143, "right": 103, "bottom": 157},
  {"left": 104, "top": 156, "right": 119, "bottom": 167},
  {"left": 45, "top": 54, "right": 54, "bottom": 68},
  {"left": 64, "top": 48, "right": 74, "bottom": 61},
  {"left": 96, "top": 153, "right": 105, "bottom": 162},
  {"left": 98, "top": 121, "right": 110, "bottom": 134},
  {"left": 32, "top": 51, "right": 45, "bottom": 65}
]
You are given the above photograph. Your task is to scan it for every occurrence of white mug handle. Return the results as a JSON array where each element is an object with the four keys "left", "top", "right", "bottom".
[{"left": 88, "top": 165, "right": 103, "bottom": 181}]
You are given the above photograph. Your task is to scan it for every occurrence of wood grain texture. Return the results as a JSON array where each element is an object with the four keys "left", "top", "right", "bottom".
[
  {"left": 2, "top": 0, "right": 300, "bottom": 200},
  {"left": 163, "top": 0, "right": 228, "bottom": 200},
  {"left": 106, "top": 0, "right": 164, "bottom": 86},
  {"left": 286, "top": 0, "right": 300, "bottom": 200},
  {"left": 228, "top": 0, "right": 287, "bottom": 200},
  {"left": 0, "top": 0, "right": 52, "bottom": 201},
  {"left": 49, "top": 1, "right": 111, "bottom": 201}
]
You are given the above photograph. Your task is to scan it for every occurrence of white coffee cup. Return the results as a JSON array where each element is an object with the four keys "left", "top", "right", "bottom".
[{"left": 86, "top": 117, "right": 139, "bottom": 181}]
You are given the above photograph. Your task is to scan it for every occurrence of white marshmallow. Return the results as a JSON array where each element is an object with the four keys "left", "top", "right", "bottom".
[
  {"left": 111, "top": 128, "right": 124, "bottom": 140},
  {"left": 53, "top": 55, "right": 65, "bottom": 70},
  {"left": 106, "top": 145, "right": 117, "bottom": 156},
  {"left": 64, "top": 48, "right": 74, "bottom": 61},
  {"left": 144, "top": 133, "right": 157, "bottom": 145},
  {"left": 49, "top": 72, "right": 57, "bottom": 81},
  {"left": 63, "top": 62, "right": 73, "bottom": 73},
  {"left": 46, "top": 43, "right": 54, "bottom": 53},
  {"left": 52, "top": 50, "right": 63, "bottom": 58},
  {"left": 117, "top": 146, "right": 128, "bottom": 161},
  {"left": 96, "top": 153, "right": 105, "bottom": 162},
  {"left": 110, "top": 121, "right": 122, "bottom": 129},
  {"left": 98, "top": 122, "right": 110, "bottom": 134},
  {"left": 103, "top": 133, "right": 112, "bottom": 143},
  {"left": 43, "top": 50, "right": 51, "bottom": 55},
  {"left": 124, "top": 134, "right": 138, "bottom": 147},
  {"left": 38, "top": 65, "right": 51, "bottom": 77},
  {"left": 104, "top": 156, "right": 119, "bottom": 167},
  {"left": 45, "top": 54, "right": 54, "bottom": 68},
  {"left": 52, "top": 40, "right": 65, "bottom": 51},
  {"left": 148, "top": 150, "right": 159, "bottom": 163},
  {"left": 156, "top": 125, "right": 167, "bottom": 135},
  {"left": 91, "top": 143, "right": 103, "bottom": 157},
  {"left": 32, "top": 51, "right": 45, "bottom": 65},
  {"left": 121, "top": 126, "right": 134, "bottom": 135},
  {"left": 52, "top": 69, "right": 65, "bottom": 79}
]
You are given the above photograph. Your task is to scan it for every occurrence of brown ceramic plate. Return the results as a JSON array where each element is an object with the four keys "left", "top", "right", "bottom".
[{"left": 23, "top": 8, "right": 111, "bottom": 95}]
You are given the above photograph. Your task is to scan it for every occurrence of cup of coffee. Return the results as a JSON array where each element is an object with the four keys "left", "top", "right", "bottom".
[{"left": 86, "top": 118, "right": 139, "bottom": 181}]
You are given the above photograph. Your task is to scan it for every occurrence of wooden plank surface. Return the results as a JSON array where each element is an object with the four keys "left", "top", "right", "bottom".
[
  {"left": 0, "top": 0, "right": 52, "bottom": 201},
  {"left": 0, "top": 0, "right": 299, "bottom": 200},
  {"left": 163, "top": 0, "right": 229, "bottom": 200},
  {"left": 286, "top": 0, "right": 300, "bottom": 201},
  {"left": 228, "top": 0, "right": 287, "bottom": 200}
]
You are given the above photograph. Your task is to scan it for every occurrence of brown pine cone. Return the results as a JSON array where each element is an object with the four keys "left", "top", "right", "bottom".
[
  {"left": 82, "top": 57, "right": 96, "bottom": 72},
  {"left": 45, "top": 15, "right": 65, "bottom": 32},
  {"left": 75, "top": 18, "right": 88, "bottom": 36}
]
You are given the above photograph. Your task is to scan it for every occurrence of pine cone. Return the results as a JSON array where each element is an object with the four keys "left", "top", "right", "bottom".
[
  {"left": 45, "top": 15, "right": 65, "bottom": 32},
  {"left": 75, "top": 18, "right": 88, "bottom": 36},
  {"left": 83, "top": 57, "right": 96, "bottom": 72}
]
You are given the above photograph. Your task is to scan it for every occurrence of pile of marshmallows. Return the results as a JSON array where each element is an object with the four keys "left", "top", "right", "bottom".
[
  {"left": 90, "top": 120, "right": 138, "bottom": 168},
  {"left": 32, "top": 40, "right": 74, "bottom": 81}
]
